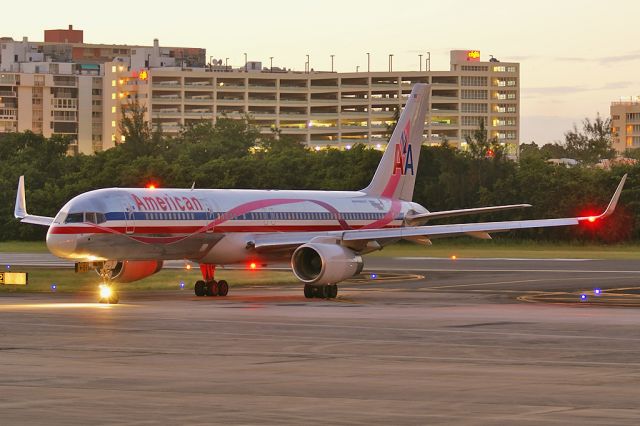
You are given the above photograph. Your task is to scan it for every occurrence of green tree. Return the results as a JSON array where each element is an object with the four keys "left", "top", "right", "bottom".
[
  {"left": 564, "top": 115, "right": 615, "bottom": 164},
  {"left": 464, "top": 119, "right": 504, "bottom": 160}
]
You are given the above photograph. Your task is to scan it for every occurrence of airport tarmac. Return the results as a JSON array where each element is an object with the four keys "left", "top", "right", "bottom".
[{"left": 1, "top": 257, "right": 640, "bottom": 425}]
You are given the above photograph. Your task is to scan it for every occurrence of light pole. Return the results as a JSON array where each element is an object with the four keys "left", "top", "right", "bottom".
[
  {"left": 367, "top": 52, "right": 370, "bottom": 72},
  {"left": 244, "top": 53, "right": 247, "bottom": 72},
  {"left": 305, "top": 54, "right": 310, "bottom": 73},
  {"left": 209, "top": 55, "right": 214, "bottom": 71},
  {"left": 419, "top": 54, "right": 423, "bottom": 72},
  {"left": 426, "top": 52, "right": 431, "bottom": 71},
  {"left": 330, "top": 54, "right": 335, "bottom": 72},
  {"left": 388, "top": 54, "right": 394, "bottom": 72},
  {"left": 225, "top": 57, "right": 229, "bottom": 70},
  {"left": 356, "top": 65, "right": 360, "bottom": 72},
  {"left": 270, "top": 56, "right": 274, "bottom": 72}
]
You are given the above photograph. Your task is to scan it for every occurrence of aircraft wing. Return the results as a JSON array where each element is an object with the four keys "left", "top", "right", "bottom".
[
  {"left": 404, "top": 204, "right": 531, "bottom": 226},
  {"left": 14, "top": 176, "right": 54, "bottom": 227},
  {"left": 252, "top": 174, "right": 626, "bottom": 252}
]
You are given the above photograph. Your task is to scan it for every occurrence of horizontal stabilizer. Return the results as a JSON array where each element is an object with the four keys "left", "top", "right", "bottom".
[{"left": 14, "top": 176, "right": 54, "bottom": 227}]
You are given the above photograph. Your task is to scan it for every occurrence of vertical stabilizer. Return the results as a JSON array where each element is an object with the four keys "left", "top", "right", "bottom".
[{"left": 362, "top": 83, "right": 430, "bottom": 201}]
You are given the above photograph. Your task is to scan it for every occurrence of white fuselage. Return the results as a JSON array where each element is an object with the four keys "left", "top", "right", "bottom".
[{"left": 46, "top": 187, "right": 426, "bottom": 264}]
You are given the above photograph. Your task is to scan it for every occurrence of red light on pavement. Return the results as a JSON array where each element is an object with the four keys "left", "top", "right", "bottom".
[{"left": 249, "top": 262, "right": 257, "bottom": 270}]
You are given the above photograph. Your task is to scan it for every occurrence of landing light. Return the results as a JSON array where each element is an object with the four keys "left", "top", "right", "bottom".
[{"left": 99, "top": 284, "right": 113, "bottom": 300}]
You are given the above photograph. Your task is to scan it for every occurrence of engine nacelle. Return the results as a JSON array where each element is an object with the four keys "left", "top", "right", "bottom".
[
  {"left": 291, "top": 243, "right": 363, "bottom": 285},
  {"left": 98, "top": 260, "right": 163, "bottom": 283}
]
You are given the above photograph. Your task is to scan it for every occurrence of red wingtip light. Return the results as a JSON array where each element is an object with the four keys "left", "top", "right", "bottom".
[
  {"left": 146, "top": 183, "right": 157, "bottom": 190},
  {"left": 587, "top": 216, "right": 597, "bottom": 223}
]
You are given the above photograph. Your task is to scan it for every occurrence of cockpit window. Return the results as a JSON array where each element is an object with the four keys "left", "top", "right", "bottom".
[
  {"left": 65, "top": 213, "right": 84, "bottom": 223},
  {"left": 85, "top": 212, "right": 106, "bottom": 224}
]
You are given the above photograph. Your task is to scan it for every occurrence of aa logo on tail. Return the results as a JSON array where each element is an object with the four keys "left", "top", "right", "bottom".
[{"left": 393, "top": 122, "right": 414, "bottom": 176}]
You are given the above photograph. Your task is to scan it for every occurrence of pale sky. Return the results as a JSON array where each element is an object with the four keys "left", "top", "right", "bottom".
[{"left": 6, "top": 0, "right": 639, "bottom": 144}]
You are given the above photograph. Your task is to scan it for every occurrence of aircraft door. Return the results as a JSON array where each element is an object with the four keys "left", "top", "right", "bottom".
[
  {"left": 203, "top": 198, "right": 219, "bottom": 233},
  {"left": 122, "top": 198, "right": 136, "bottom": 235}
]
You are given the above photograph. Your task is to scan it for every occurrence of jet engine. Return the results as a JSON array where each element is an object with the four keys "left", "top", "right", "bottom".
[
  {"left": 98, "top": 260, "right": 164, "bottom": 283},
  {"left": 291, "top": 243, "right": 363, "bottom": 285}
]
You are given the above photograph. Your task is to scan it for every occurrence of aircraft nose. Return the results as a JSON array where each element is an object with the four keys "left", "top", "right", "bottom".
[{"left": 46, "top": 232, "right": 77, "bottom": 259}]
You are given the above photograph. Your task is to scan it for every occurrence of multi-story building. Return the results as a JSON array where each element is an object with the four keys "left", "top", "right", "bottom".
[
  {"left": 611, "top": 99, "right": 640, "bottom": 152},
  {"left": 1, "top": 27, "right": 520, "bottom": 155}
]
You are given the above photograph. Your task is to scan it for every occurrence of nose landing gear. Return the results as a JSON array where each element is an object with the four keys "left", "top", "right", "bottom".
[
  {"left": 194, "top": 264, "right": 229, "bottom": 298},
  {"left": 97, "top": 263, "right": 119, "bottom": 304}
]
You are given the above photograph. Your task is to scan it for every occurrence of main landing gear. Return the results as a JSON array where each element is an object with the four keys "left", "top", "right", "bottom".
[
  {"left": 304, "top": 284, "right": 338, "bottom": 299},
  {"left": 194, "top": 264, "right": 229, "bottom": 298}
]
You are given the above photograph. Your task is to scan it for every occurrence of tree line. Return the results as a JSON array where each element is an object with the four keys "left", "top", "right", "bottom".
[{"left": 0, "top": 108, "right": 636, "bottom": 243}]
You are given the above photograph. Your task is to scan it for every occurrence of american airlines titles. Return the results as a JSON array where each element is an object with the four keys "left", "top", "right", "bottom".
[{"left": 131, "top": 194, "right": 204, "bottom": 212}]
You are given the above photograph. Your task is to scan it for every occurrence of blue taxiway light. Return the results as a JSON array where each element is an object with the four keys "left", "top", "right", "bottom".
[
  {"left": 580, "top": 294, "right": 588, "bottom": 301},
  {"left": 50, "top": 284, "right": 57, "bottom": 292},
  {"left": 594, "top": 288, "right": 602, "bottom": 296},
  {"left": 179, "top": 281, "right": 185, "bottom": 289},
  {"left": 6, "top": 265, "right": 10, "bottom": 270},
  {"left": 371, "top": 273, "right": 378, "bottom": 279}
]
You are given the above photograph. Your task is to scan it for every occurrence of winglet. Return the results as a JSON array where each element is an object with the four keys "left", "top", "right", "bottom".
[
  {"left": 581, "top": 174, "right": 627, "bottom": 221},
  {"left": 14, "top": 175, "right": 27, "bottom": 219}
]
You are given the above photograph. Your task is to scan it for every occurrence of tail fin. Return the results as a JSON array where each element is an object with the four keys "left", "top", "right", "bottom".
[{"left": 362, "top": 83, "right": 430, "bottom": 201}]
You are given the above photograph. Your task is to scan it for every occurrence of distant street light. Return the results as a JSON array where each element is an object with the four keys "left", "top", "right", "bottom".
[
  {"left": 367, "top": 52, "right": 370, "bottom": 72},
  {"left": 305, "top": 54, "right": 310, "bottom": 73},
  {"left": 330, "top": 54, "right": 335, "bottom": 72},
  {"left": 389, "top": 54, "right": 394, "bottom": 72},
  {"left": 244, "top": 53, "right": 247, "bottom": 72},
  {"left": 270, "top": 56, "right": 274, "bottom": 72},
  {"left": 419, "top": 54, "right": 423, "bottom": 72}
]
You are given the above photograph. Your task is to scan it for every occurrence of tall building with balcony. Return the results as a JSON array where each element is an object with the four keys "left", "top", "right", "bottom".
[
  {"left": 611, "top": 99, "right": 640, "bottom": 152},
  {"left": 0, "top": 27, "right": 519, "bottom": 155},
  {"left": 134, "top": 50, "right": 519, "bottom": 155},
  {"left": 0, "top": 28, "right": 205, "bottom": 154}
]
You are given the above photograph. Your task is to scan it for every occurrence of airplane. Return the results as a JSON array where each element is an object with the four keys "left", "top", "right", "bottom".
[{"left": 14, "top": 83, "right": 627, "bottom": 304}]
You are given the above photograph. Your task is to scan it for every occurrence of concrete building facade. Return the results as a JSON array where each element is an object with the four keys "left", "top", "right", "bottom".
[
  {"left": 0, "top": 28, "right": 519, "bottom": 155},
  {"left": 611, "top": 99, "right": 640, "bottom": 152}
]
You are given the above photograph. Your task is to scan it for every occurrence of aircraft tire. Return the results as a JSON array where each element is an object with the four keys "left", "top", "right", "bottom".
[
  {"left": 194, "top": 280, "right": 206, "bottom": 297},
  {"left": 329, "top": 284, "right": 338, "bottom": 299},
  {"left": 206, "top": 280, "right": 218, "bottom": 297},
  {"left": 304, "top": 284, "right": 314, "bottom": 299},
  {"left": 218, "top": 280, "right": 229, "bottom": 297},
  {"left": 108, "top": 291, "right": 119, "bottom": 304},
  {"left": 317, "top": 285, "right": 328, "bottom": 299}
]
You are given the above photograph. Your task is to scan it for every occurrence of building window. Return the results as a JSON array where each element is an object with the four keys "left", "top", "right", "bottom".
[
  {"left": 111, "top": 80, "right": 116, "bottom": 87},
  {"left": 111, "top": 121, "right": 116, "bottom": 128},
  {"left": 461, "top": 76, "right": 487, "bottom": 86},
  {"left": 461, "top": 90, "right": 487, "bottom": 100},
  {"left": 461, "top": 103, "right": 488, "bottom": 113},
  {"left": 112, "top": 106, "right": 116, "bottom": 113}
]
